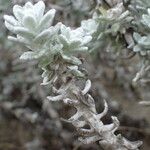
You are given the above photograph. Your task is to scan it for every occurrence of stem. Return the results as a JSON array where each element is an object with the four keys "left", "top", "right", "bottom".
[{"left": 46, "top": 62, "right": 142, "bottom": 149}]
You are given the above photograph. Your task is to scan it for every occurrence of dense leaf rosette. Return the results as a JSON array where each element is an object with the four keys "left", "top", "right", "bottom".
[
  {"left": 4, "top": 1, "right": 57, "bottom": 58},
  {"left": 4, "top": 1, "right": 92, "bottom": 64}
]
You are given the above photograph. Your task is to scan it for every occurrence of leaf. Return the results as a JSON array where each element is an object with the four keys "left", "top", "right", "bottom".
[
  {"left": 20, "top": 49, "right": 46, "bottom": 60},
  {"left": 3, "top": 15, "right": 18, "bottom": 26},
  {"left": 20, "top": 51, "right": 35, "bottom": 60},
  {"left": 33, "top": 1, "right": 45, "bottom": 19},
  {"left": 47, "top": 95, "right": 64, "bottom": 101},
  {"left": 8, "top": 36, "right": 29, "bottom": 45},
  {"left": 68, "top": 65, "right": 84, "bottom": 77},
  {"left": 24, "top": 2, "right": 33, "bottom": 9},
  {"left": 59, "top": 35, "right": 70, "bottom": 48},
  {"left": 139, "top": 36, "right": 150, "bottom": 48},
  {"left": 4, "top": 21, "right": 15, "bottom": 32},
  {"left": 61, "top": 54, "right": 82, "bottom": 65},
  {"left": 34, "top": 28, "right": 53, "bottom": 45},
  {"left": 14, "top": 27, "right": 35, "bottom": 39},
  {"left": 23, "top": 15, "right": 37, "bottom": 30},
  {"left": 60, "top": 24, "right": 71, "bottom": 39},
  {"left": 133, "top": 32, "right": 142, "bottom": 42},
  {"left": 13, "top": 5, "right": 23, "bottom": 21},
  {"left": 82, "top": 80, "right": 91, "bottom": 95},
  {"left": 142, "top": 14, "right": 150, "bottom": 28},
  {"left": 38, "top": 9, "right": 56, "bottom": 30},
  {"left": 72, "top": 46, "right": 88, "bottom": 52},
  {"left": 81, "top": 19, "right": 98, "bottom": 35}
]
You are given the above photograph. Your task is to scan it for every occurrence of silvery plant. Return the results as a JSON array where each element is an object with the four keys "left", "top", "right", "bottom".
[
  {"left": 4, "top": 1, "right": 143, "bottom": 150},
  {"left": 81, "top": 0, "right": 150, "bottom": 84}
]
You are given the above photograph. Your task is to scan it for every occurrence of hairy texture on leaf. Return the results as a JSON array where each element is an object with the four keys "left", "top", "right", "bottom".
[{"left": 4, "top": 1, "right": 143, "bottom": 150}]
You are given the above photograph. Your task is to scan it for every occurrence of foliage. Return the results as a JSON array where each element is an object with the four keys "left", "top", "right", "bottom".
[
  {"left": 3, "top": 1, "right": 146, "bottom": 150},
  {"left": 79, "top": 0, "right": 150, "bottom": 84}
]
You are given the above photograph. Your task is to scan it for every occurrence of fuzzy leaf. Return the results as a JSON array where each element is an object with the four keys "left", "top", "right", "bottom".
[
  {"left": 133, "top": 32, "right": 142, "bottom": 42},
  {"left": 13, "top": 5, "right": 23, "bottom": 21},
  {"left": 20, "top": 51, "right": 35, "bottom": 60},
  {"left": 142, "top": 14, "right": 150, "bottom": 28},
  {"left": 38, "top": 9, "right": 56, "bottom": 30},
  {"left": 14, "top": 27, "right": 35, "bottom": 39},
  {"left": 23, "top": 15, "right": 37, "bottom": 30},
  {"left": 33, "top": 1, "right": 45, "bottom": 19},
  {"left": 3, "top": 15, "right": 18, "bottom": 26}
]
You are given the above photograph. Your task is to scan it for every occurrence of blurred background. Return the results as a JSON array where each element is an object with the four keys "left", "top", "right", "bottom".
[{"left": 0, "top": 0, "right": 149, "bottom": 150}]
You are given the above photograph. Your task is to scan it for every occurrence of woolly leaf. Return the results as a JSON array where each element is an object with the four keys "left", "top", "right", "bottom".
[
  {"left": 61, "top": 54, "right": 82, "bottom": 65},
  {"left": 23, "top": 15, "right": 37, "bottom": 30},
  {"left": 20, "top": 51, "right": 35, "bottom": 60},
  {"left": 142, "top": 14, "right": 150, "bottom": 28},
  {"left": 38, "top": 9, "right": 56, "bottom": 30},
  {"left": 13, "top": 5, "right": 23, "bottom": 21},
  {"left": 3, "top": 15, "right": 18, "bottom": 26},
  {"left": 33, "top": 1, "right": 45, "bottom": 19}
]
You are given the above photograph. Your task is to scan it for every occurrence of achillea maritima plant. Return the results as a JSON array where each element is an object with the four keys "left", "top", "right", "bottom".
[{"left": 4, "top": 1, "right": 143, "bottom": 150}]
